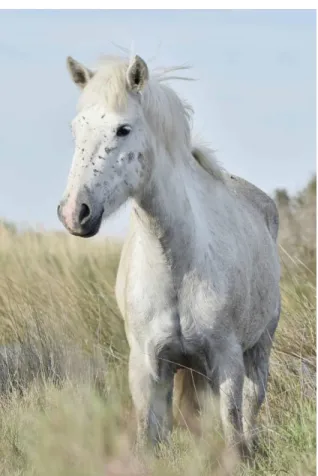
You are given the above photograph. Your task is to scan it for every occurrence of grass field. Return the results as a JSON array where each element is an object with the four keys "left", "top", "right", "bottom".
[{"left": 0, "top": 179, "right": 315, "bottom": 475}]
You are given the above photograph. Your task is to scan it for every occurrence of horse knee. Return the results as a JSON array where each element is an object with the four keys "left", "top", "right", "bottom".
[{"left": 128, "top": 351, "right": 152, "bottom": 418}]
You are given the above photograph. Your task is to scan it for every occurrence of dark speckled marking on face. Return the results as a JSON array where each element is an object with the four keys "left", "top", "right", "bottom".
[
  {"left": 101, "top": 114, "right": 105, "bottom": 119},
  {"left": 105, "top": 146, "right": 116, "bottom": 154},
  {"left": 138, "top": 153, "right": 146, "bottom": 170},
  {"left": 127, "top": 152, "right": 134, "bottom": 163}
]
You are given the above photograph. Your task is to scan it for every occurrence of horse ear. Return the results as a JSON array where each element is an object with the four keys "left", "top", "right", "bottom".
[
  {"left": 126, "top": 55, "right": 149, "bottom": 92},
  {"left": 66, "top": 56, "right": 94, "bottom": 89}
]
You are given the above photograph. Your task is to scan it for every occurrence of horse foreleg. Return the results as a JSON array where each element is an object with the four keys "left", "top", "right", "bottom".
[
  {"left": 129, "top": 348, "right": 174, "bottom": 450},
  {"left": 216, "top": 339, "right": 248, "bottom": 458},
  {"left": 242, "top": 316, "right": 279, "bottom": 452}
]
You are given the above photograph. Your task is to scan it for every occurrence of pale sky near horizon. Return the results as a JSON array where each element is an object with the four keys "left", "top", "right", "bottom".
[{"left": 0, "top": 10, "right": 316, "bottom": 236}]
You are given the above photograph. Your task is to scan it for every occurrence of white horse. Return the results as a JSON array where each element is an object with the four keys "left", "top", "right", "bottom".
[{"left": 58, "top": 53, "right": 281, "bottom": 457}]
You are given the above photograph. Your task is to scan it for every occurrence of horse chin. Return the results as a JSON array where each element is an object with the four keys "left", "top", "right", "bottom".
[{"left": 74, "top": 228, "right": 100, "bottom": 238}]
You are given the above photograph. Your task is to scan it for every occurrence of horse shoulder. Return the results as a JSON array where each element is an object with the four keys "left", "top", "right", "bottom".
[{"left": 226, "top": 174, "right": 279, "bottom": 242}]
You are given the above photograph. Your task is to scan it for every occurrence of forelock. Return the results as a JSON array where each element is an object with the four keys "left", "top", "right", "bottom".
[{"left": 78, "top": 56, "right": 130, "bottom": 112}]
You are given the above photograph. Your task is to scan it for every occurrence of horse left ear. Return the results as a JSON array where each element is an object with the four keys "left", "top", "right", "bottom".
[
  {"left": 67, "top": 56, "right": 94, "bottom": 89},
  {"left": 126, "top": 55, "right": 149, "bottom": 92}
]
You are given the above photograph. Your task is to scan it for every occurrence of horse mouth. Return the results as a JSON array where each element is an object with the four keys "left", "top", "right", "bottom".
[
  {"left": 71, "top": 211, "right": 103, "bottom": 238},
  {"left": 58, "top": 207, "right": 104, "bottom": 238},
  {"left": 69, "top": 227, "right": 100, "bottom": 238}
]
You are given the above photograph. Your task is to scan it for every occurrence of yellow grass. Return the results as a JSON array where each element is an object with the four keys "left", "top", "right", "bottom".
[{"left": 0, "top": 179, "right": 315, "bottom": 475}]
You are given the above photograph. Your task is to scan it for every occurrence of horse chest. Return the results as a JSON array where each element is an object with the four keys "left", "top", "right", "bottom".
[
  {"left": 126, "top": 258, "right": 229, "bottom": 351},
  {"left": 122, "top": 229, "right": 236, "bottom": 357}
]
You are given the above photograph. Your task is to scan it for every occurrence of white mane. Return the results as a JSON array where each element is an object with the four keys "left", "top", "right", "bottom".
[{"left": 79, "top": 55, "right": 224, "bottom": 181}]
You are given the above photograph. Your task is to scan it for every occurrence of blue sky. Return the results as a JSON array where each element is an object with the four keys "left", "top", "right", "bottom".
[{"left": 0, "top": 10, "right": 315, "bottom": 236}]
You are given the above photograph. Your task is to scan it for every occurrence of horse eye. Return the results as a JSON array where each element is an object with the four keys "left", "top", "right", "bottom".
[{"left": 116, "top": 125, "right": 131, "bottom": 137}]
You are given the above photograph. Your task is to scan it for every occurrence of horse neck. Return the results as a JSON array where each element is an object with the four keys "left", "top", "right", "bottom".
[{"left": 132, "top": 145, "right": 200, "bottom": 267}]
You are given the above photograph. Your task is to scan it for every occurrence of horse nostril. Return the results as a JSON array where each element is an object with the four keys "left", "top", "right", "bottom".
[{"left": 79, "top": 203, "right": 91, "bottom": 225}]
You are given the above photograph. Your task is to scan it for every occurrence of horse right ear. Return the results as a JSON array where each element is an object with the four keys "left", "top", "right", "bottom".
[
  {"left": 126, "top": 55, "right": 149, "bottom": 92},
  {"left": 66, "top": 56, "right": 94, "bottom": 89}
]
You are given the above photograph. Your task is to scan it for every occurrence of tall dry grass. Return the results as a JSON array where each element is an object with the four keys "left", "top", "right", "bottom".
[{"left": 0, "top": 177, "right": 315, "bottom": 475}]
